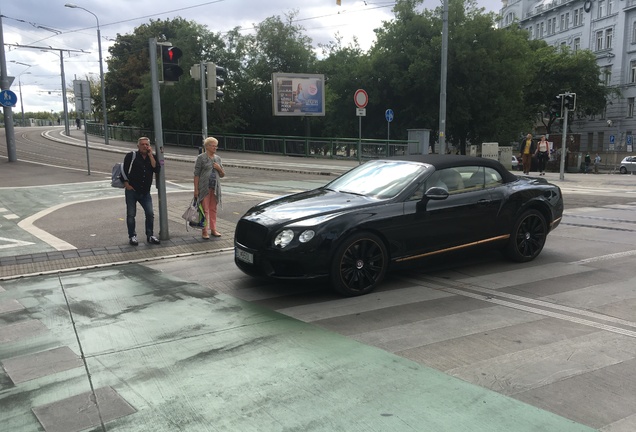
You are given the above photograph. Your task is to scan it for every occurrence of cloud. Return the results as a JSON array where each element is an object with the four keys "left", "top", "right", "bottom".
[{"left": 2, "top": 0, "right": 498, "bottom": 114}]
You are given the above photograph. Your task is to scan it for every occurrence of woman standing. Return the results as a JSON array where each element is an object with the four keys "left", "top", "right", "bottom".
[
  {"left": 194, "top": 137, "right": 225, "bottom": 239},
  {"left": 535, "top": 135, "right": 550, "bottom": 176}
]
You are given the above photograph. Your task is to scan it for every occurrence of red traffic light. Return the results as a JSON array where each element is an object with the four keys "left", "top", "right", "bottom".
[{"left": 162, "top": 46, "right": 182, "bottom": 64}]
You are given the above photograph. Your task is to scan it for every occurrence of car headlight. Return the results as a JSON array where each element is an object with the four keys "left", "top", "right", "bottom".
[
  {"left": 299, "top": 230, "right": 315, "bottom": 243},
  {"left": 274, "top": 230, "right": 294, "bottom": 248}
]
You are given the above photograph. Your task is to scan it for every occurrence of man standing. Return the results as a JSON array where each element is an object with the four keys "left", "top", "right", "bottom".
[
  {"left": 122, "top": 137, "right": 161, "bottom": 245},
  {"left": 594, "top": 153, "right": 601, "bottom": 174},
  {"left": 519, "top": 133, "right": 535, "bottom": 175},
  {"left": 584, "top": 152, "right": 591, "bottom": 174}
]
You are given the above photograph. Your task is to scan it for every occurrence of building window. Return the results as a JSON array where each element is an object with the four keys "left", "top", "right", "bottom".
[
  {"left": 629, "top": 98, "right": 635, "bottom": 117},
  {"left": 540, "top": 22, "right": 545, "bottom": 37},
  {"left": 598, "top": 0, "right": 606, "bottom": 18},
  {"left": 551, "top": 17, "right": 557, "bottom": 35},
  {"left": 565, "top": 12, "right": 570, "bottom": 30},
  {"left": 574, "top": 37, "right": 581, "bottom": 52},
  {"left": 574, "top": 8, "right": 583, "bottom": 26},
  {"left": 603, "top": 66, "right": 612, "bottom": 86},
  {"left": 631, "top": 60, "right": 636, "bottom": 83},
  {"left": 598, "top": 132, "right": 604, "bottom": 151},
  {"left": 609, "top": 0, "right": 614, "bottom": 15},
  {"left": 606, "top": 28, "right": 613, "bottom": 49},
  {"left": 548, "top": 18, "right": 554, "bottom": 35},
  {"left": 597, "top": 31, "right": 604, "bottom": 51},
  {"left": 528, "top": 26, "right": 533, "bottom": 39},
  {"left": 588, "top": 132, "right": 594, "bottom": 151}
]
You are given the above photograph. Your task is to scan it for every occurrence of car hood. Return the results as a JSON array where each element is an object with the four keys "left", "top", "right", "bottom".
[{"left": 243, "top": 188, "right": 378, "bottom": 227}]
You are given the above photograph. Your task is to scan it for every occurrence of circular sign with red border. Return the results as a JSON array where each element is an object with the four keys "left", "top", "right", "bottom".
[{"left": 354, "top": 89, "right": 368, "bottom": 108}]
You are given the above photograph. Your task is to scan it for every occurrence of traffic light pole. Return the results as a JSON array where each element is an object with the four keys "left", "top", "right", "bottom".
[
  {"left": 149, "top": 38, "right": 169, "bottom": 241},
  {"left": 200, "top": 62, "right": 208, "bottom": 145},
  {"left": 560, "top": 104, "right": 569, "bottom": 181}
]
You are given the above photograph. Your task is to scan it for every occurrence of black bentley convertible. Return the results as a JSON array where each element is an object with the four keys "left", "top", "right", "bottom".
[{"left": 234, "top": 155, "right": 563, "bottom": 296}]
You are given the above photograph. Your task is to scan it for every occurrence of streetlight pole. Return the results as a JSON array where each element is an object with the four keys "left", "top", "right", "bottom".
[
  {"left": 18, "top": 74, "right": 31, "bottom": 127},
  {"left": 9, "top": 61, "right": 31, "bottom": 127},
  {"left": 65, "top": 3, "right": 109, "bottom": 145}
]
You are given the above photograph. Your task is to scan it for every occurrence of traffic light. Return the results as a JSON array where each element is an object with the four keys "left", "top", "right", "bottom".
[
  {"left": 161, "top": 46, "right": 183, "bottom": 82},
  {"left": 206, "top": 62, "right": 227, "bottom": 102},
  {"left": 549, "top": 95, "right": 563, "bottom": 118},
  {"left": 564, "top": 93, "right": 576, "bottom": 111}
]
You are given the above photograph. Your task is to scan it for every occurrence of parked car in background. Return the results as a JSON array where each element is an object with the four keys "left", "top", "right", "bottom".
[
  {"left": 512, "top": 155, "right": 519, "bottom": 170},
  {"left": 619, "top": 156, "right": 636, "bottom": 174},
  {"left": 234, "top": 155, "right": 564, "bottom": 296}
]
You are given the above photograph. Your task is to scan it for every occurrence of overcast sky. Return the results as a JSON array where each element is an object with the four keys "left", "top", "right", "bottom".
[{"left": 1, "top": 0, "right": 500, "bottom": 115}]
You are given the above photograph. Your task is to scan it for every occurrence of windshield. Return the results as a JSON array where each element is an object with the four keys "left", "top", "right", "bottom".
[{"left": 325, "top": 160, "right": 428, "bottom": 199}]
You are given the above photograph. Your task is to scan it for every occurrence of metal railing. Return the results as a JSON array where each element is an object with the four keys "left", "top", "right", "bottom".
[{"left": 86, "top": 122, "right": 415, "bottom": 160}]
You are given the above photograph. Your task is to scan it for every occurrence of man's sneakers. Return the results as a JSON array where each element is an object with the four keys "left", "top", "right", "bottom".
[{"left": 129, "top": 235, "right": 160, "bottom": 245}]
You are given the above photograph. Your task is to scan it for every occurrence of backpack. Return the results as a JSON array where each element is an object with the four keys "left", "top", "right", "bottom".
[{"left": 111, "top": 151, "right": 136, "bottom": 188}]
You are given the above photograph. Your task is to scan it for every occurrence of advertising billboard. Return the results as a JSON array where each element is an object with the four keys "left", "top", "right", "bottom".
[{"left": 272, "top": 73, "right": 325, "bottom": 116}]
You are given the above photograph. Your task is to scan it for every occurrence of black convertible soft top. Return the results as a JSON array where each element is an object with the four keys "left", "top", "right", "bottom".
[{"left": 388, "top": 154, "right": 518, "bottom": 183}]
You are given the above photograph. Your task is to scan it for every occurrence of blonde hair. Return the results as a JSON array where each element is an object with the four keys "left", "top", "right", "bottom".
[
  {"left": 138, "top": 136, "right": 150, "bottom": 144},
  {"left": 203, "top": 137, "right": 218, "bottom": 148}
]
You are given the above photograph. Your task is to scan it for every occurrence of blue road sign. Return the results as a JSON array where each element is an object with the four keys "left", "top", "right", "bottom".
[
  {"left": 385, "top": 109, "right": 394, "bottom": 123},
  {"left": 0, "top": 89, "right": 18, "bottom": 107},
  {"left": 610, "top": 135, "right": 615, "bottom": 144},
  {"left": 628, "top": 135, "right": 633, "bottom": 145}
]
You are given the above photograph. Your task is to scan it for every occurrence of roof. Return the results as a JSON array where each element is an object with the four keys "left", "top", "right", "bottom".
[{"left": 389, "top": 154, "right": 518, "bottom": 183}]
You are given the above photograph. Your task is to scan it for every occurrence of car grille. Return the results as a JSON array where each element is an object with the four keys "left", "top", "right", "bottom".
[{"left": 236, "top": 219, "right": 269, "bottom": 249}]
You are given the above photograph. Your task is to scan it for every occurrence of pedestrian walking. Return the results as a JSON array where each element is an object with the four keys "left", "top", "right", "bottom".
[
  {"left": 194, "top": 137, "right": 225, "bottom": 239},
  {"left": 535, "top": 135, "right": 550, "bottom": 175},
  {"left": 519, "top": 133, "right": 535, "bottom": 175},
  {"left": 594, "top": 153, "right": 601, "bottom": 174},
  {"left": 122, "top": 137, "right": 161, "bottom": 246},
  {"left": 584, "top": 152, "right": 591, "bottom": 174},
  {"left": 75, "top": 117, "right": 81, "bottom": 130}
]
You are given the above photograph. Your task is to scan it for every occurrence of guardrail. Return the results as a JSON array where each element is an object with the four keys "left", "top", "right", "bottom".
[{"left": 87, "top": 123, "right": 414, "bottom": 160}]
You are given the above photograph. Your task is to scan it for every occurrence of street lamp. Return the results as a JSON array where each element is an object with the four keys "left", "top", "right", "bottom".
[
  {"left": 9, "top": 61, "right": 32, "bottom": 127},
  {"left": 65, "top": 3, "right": 109, "bottom": 145},
  {"left": 18, "top": 73, "right": 31, "bottom": 127}
]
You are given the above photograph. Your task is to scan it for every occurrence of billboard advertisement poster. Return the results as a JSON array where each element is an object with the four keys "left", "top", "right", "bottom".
[{"left": 272, "top": 73, "right": 325, "bottom": 116}]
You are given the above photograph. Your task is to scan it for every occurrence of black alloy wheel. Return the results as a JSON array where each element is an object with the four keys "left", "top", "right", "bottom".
[
  {"left": 620, "top": 166, "right": 628, "bottom": 174},
  {"left": 331, "top": 232, "right": 388, "bottom": 296},
  {"left": 505, "top": 209, "right": 547, "bottom": 262}
]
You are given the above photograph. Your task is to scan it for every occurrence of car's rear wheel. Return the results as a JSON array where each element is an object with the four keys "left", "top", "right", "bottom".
[
  {"left": 331, "top": 232, "right": 388, "bottom": 296},
  {"left": 504, "top": 209, "right": 547, "bottom": 262},
  {"left": 620, "top": 166, "right": 627, "bottom": 174}
]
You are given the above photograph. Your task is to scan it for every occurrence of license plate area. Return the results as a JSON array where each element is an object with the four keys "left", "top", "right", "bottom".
[{"left": 235, "top": 248, "right": 254, "bottom": 264}]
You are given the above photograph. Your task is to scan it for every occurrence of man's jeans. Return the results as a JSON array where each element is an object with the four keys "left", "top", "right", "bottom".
[{"left": 125, "top": 189, "right": 154, "bottom": 238}]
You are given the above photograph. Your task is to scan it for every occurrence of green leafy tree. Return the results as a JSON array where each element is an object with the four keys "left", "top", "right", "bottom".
[{"left": 523, "top": 45, "right": 614, "bottom": 134}]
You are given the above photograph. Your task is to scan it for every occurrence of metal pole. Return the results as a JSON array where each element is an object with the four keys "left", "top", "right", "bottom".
[
  {"left": 60, "top": 51, "right": 70, "bottom": 136},
  {"left": 0, "top": 15, "right": 17, "bottom": 162},
  {"left": 358, "top": 115, "right": 362, "bottom": 164},
  {"left": 200, "top": 62, "right": 207, "bottom": 148},
  {"left": 19, "top": 79, "right": 25, "bottom": 127},
  {"left": 438, "top": 0, "right": 449, "bottom": 154},
  {"left": 80, "top": 82, "right": 91, "bottom": 175},
  {"left": 149, "top": 38, "right": 169, "bottom": 240},
  {"left": 96, "top": 27, "right": 108, "bottom": 144},
  {"left": 560, "top": 103, "right": 569, "bottom": 181}
]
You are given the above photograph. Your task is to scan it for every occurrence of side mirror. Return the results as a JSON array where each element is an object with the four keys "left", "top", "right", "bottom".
[{"left": 424, "top": 187, "right": 449, "bottom": 200}]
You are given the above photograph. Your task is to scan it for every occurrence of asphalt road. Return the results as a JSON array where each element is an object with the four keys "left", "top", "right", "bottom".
[{"left": 3, "top": 127, "right": 636, "bottom": 431}]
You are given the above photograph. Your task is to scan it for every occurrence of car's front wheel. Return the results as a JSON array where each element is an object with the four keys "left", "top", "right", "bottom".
[
  {"left": 504, "top": 209, "right": 547, "bottom": 262},
  {"left": 620, "top": 166, "right": 627, "bottom": 174},
  {"left": 331, "top": 232, "right": 388, "bottom": 296}
]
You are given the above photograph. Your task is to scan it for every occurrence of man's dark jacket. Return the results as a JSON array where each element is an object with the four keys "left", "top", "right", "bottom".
[{"left": 123, "top": 151, "right": 161, "bottom": 194}]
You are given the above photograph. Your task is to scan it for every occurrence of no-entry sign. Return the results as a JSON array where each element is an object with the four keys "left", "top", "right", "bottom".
[{"left": 354, "top": 89, "right": 368, "bottom": 108}]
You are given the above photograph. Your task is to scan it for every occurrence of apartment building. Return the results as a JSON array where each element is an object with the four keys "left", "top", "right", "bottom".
[{"left": 499, "top": 0, "right": 636, "bottom": 152}]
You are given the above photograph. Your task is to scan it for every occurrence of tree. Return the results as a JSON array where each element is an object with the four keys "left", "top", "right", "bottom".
[{"left": 523, "top": 45, "right": 613, "bottom": 134}]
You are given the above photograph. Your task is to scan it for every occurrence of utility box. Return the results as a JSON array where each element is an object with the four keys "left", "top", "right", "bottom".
[
  {"left": 407, "top": 129, "right": 431, "bottom": 155},
  {"left": 481, "top": 142, "right": 499, "bottom": 160},
  {"left": 499, "top": 146, "right": 512, "bottom": 170},
  {"left": 469, "top": 145, "right": 479, "bottom": 157}
]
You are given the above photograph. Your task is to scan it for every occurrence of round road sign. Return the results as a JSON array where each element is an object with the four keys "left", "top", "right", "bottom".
[
  {"left": 354, "top": 89, "right": 368, "bottom": 108},
  {"left": 0, "top": 89, "right": 18, "bottom": 107},
  {"left": 385, "top": 109, "right": 394, "bottom": 122}
]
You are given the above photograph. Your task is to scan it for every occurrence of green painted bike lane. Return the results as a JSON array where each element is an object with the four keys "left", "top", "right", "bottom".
[{"left": 0, "top": 264, "right": 595, "bottom": 432}]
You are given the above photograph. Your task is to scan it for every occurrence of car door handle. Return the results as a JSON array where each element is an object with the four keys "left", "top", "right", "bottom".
[{"left": 477, "top": 199, "right": 491, "bottom": 205}]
